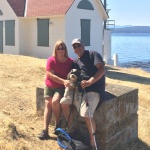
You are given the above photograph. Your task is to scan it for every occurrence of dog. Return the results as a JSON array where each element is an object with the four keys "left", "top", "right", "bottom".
[
  {"left": 61, "top": 69, "right": 81, "bottom": 102},
  {"left": 67, "top": 69, "right": 80, "bottom": 89}
]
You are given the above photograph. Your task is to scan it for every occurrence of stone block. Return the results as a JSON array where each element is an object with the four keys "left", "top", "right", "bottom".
[
  {"left": 36, "top": 87, "right": 44, "bottom": 113},
  {"left": 36, "top": 84, "right": 138, "bottom": 150}
]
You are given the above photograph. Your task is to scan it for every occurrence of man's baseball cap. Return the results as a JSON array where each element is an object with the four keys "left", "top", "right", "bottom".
[{"left": 71, "top": 38, "right": 83, "bottom": 45}]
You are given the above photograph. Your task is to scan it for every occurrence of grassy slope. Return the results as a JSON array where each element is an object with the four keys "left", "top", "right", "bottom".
[{"left": 0, "top": 54, "right": 149, "bottom": 150}]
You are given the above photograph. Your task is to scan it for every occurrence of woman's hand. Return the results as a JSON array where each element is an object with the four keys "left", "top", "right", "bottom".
[{"left": 63, "top": 80, "right": 70, "bottom": 87}]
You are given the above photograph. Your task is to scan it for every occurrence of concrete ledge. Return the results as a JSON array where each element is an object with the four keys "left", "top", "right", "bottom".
[
  {"left": 36, "top": 87, "right": 45, "bottom": 113},
  {"left": 36, "top": 84, "right": 138, "bottom": 150}
]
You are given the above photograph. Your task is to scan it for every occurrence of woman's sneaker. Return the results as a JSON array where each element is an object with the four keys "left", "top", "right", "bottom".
[
  {"left": 53, "top": 120, "right": 62, "bottom": 134},
  {"left": 37, "top": 130, "right": 50, "bottom": 140}
]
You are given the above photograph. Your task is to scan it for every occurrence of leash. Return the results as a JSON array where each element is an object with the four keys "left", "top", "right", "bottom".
[
  {"left": 65, "top": 87, "right": 75, "bottom": 131},
  {"left": 65, "top": 83, "right": 84, "bottom": 133}
]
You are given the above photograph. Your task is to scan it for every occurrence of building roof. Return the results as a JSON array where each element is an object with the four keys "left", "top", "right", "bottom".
[
  {"left": 7, "top": 0, "right": 107, "bottom": 18},
  {"left": 7, "top": 0, "right": 26, "bottom": 17},
  {"left": 7, "top": 0, "right": 74, "bottom": 17},
  {"left": 26, "top": 0, "right": 74, "bottom": 17}
]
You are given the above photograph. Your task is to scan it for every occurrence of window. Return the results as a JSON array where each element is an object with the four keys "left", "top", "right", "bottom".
[
  {"left": 5, "top": 20, "right": 15, "bottom": 46},
  {"left": 77, "top": 0, "right": 94, "bottom": 10},
  {"left": 37, "top": 19, "right": 49, "bottom": 46},
  {"left": 81, "top": 19, "right": 91, "bottom": 46}
]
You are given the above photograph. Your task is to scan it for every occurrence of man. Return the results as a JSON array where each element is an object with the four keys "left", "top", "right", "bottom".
[{"left": 61, "top": 38, "right": 105, "bottom": 149}]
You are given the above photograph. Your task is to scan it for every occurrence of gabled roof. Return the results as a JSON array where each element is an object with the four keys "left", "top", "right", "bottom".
[
  {"left": 7, "top": 0, "right": 74, "bottom": 17},
  {"left": 7, "top": 0, "right": 26, "bottom": 17},
  {"left": 7, "top": 0, "right": 107, "bottom": 18},
  {"left": 25, "top": 0, "right": 74, "bottom": 17}
]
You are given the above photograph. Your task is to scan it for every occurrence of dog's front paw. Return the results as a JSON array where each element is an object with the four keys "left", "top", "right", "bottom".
[{"left": 68, "top": 85, "right": 75, "bottom": 90}]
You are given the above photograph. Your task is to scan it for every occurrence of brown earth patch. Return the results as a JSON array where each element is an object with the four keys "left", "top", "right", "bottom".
[{"left": 0, "top": 54, "right": 150, "bottom": 150}]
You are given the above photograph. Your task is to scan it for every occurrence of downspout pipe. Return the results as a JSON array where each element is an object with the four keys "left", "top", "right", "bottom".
[{"left": 103, "top": 0, "right": 107, "bottom": 29}]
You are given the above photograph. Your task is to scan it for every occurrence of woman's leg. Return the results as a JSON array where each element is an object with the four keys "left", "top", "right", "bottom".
[
  {"left": 52, "top": 93, "right": 62, "bottom": 125},
  {"left": 44, "top": 98, "right": 53, "bottom": 131},
  {"left": 61, "top": 103, "right": 73, "bottom": 129},
  {"left": 38, "top": 97, "right": 52, "bottom": 140}
]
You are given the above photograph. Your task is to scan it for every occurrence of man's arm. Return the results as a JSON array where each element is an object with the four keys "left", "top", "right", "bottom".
[{"left": 81, "top": 63, "right": 105, "bottom": 88}]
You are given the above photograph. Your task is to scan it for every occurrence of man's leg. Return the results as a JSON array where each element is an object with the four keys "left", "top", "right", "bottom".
[
  {"left": 85, "top": 117, "right": 96, "bottom": 147},
  {"left": 80, "top": 92, "right": 99, "bottom": 148}
]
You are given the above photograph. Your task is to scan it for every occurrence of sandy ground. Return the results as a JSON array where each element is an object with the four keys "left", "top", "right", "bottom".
[{"left": 0, "top": 54, "right": 150, "bottom": 150}]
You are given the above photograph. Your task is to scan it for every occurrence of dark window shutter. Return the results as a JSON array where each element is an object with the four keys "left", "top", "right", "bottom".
[
  {"left": 37, "top": 19, "right": 49, "bottom": 47},
  {"left": 5, "top": 20, "right": 15, "bottom": 46},
  {"left": 81, "top": 19, "right": 90, "bottom": 46}
]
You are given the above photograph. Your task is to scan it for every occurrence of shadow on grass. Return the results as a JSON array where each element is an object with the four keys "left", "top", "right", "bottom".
[
  {"left": 106, "top": 70, "right": 150, "bottom": 85},
  {"left": 115, "top": 138, "right": 150, "bottom": 150},
  {"left": 105, "top": 66, "right": 119, "bottom": 71}
]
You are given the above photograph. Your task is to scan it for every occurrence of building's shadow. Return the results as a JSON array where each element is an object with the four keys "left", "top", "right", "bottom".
[{"left": 106, "top": 67, "right": 150, "bottom": 85}]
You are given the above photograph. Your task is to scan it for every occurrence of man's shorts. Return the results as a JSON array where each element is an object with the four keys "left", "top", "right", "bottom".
[
  {"left": 44, "top": 86, "right": 65, "bottom": 99},
  {"left": 60, "top": 91, "right": 100, "bottom": 117}
]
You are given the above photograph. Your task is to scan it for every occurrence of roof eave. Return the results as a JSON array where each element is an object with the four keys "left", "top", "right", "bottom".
[
  {"left": 98, "top": 0, "right": 109, "bottom": 20},
  {"left": 24, "top": 14, "right": 65, "bottom": 18}
]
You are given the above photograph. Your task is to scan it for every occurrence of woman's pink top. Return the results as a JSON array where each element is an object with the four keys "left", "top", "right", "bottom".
[{"left": 45, "top": 56, "right": 73, "bottom": 88}]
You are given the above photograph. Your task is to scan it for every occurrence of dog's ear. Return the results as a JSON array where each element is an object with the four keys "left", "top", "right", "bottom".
[
  {"left": 67, "top": 72, "right": 70, "bottom": 80},
  {"left": 77, "top": 70, "right": 81, "bottom": 77},
  {"left": 72, "top": 69, "right": 77, "bottom": 73},
  {"left": 67, "top": 70, "right": 73, "bottom": 80}
]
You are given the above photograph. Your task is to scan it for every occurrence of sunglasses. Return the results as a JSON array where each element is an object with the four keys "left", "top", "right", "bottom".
[
  {"left": 56, "top": 47, "right": 65, "bottom": 50},
  {"left": 73, "top": 44, "right": 81, "bottom": 49}
]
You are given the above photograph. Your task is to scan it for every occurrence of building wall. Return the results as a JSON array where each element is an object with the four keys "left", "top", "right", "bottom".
[
  {"left": 18, "top": 16, "right": 65, "bottom": 58},
  {"left": 0, "top": 0, "right": 109, "bottom": 60},
  {"left": 65, "top": 0, "right": 104, "bottom": 59},
  {"left": 0, "top": 0, "right": 19, "bottom": 54}
]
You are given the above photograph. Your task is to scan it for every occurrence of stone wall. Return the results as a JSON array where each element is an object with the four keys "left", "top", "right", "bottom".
[{"left": 36, "top": 84, "right": 138, "bottom": 150}]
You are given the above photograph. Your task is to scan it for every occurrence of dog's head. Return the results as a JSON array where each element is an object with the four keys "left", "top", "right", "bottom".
[{"left": 67, "top": 69, "right": 80, "bottom": 82}]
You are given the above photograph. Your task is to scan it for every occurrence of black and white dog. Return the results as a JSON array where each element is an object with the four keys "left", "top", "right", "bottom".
[
  {"left": 67, "top": 69, "right": 80, "bottom": 89},
  {"left": 61, "top": 69, "right": 80, "bottom": 102}
]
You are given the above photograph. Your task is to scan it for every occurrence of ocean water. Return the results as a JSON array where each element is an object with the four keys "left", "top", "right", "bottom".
[{"left": 111, "top": 33, "right": 150, "bottom": 72}]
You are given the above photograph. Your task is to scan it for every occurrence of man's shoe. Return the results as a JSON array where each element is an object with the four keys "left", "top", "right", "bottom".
[
  {"left": 37, "top": 130, "right": 50, "bottom": 140},
  {"left": 90, "top": 146, "right": 96, "bottom": 150}
]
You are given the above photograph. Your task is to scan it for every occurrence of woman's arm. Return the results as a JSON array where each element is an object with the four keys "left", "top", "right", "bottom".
[{"left": 46, "top": 70, "right": 70, "bottom": 87}]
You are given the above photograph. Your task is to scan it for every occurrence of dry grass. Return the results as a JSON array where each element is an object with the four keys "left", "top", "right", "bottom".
[{"left": 0, "top": 54, "right": 150, "bottom": 150}]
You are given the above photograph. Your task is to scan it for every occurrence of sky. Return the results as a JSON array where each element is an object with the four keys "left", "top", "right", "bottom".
[{"left": 106, "top": 0, "right": 150, "bottom": 26}]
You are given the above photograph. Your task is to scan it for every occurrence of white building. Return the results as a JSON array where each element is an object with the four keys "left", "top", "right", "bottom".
[{"left": 0, "top": 0, "right": 112, "bottom": 63}]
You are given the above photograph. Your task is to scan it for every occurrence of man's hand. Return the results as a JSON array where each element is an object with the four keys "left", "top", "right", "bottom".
[{"left": 81, "top": 80, "right": 92, "bottom": 89}]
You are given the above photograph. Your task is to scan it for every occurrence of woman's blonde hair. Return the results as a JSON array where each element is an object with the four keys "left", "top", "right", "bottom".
[{"left": 52, "top": 40, "right": 68, "bottom": 57}]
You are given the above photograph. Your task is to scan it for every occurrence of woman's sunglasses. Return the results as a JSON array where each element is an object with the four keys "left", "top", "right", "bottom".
[
  {"left": 56, "top": 47, "right": 65, "bottom": 50},
  {"left": 73, "top": 44, "right": 81, "bottom": 49}
]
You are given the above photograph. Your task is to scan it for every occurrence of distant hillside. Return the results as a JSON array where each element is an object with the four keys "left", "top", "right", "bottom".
[{"left": 112, "top": 26, "right": 150, "bottom": 33}]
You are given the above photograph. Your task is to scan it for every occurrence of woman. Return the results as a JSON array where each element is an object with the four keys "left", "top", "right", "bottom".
[{"left": 38, "top": 40, "right": 73, "bottom": 140}]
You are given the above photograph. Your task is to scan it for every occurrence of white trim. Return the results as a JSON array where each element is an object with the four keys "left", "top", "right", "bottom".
[
  {"left": 24, "top": 0, "right": 28, "bottom": 17},
  {"left": 97, "top": 0, "right": 108, "bottom": 20}
]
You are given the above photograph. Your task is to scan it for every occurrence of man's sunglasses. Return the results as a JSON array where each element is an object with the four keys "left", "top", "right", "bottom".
[
  {"left": 56, "top": 47, "right": 65, "bottom": 50},
  {"left": 73, "top": 44, "right": 81, "bottom": 49}
]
